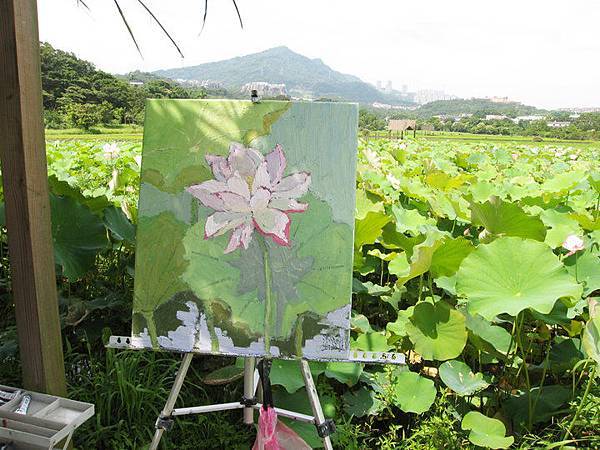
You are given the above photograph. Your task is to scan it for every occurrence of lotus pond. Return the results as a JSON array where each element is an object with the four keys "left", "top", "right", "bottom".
[{"left": 1, "top": 137, "right": 599, "bottom": 448}]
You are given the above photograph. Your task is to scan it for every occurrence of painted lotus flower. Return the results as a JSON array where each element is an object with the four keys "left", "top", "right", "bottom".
[{"left": 186, "top": 143, "right": 311, "bottom": 253}]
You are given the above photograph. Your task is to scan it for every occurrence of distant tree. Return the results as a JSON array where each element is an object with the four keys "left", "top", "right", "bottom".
[
  {"left": 359, "top": 109, "right": 386, "bottom": 131},
  {"left": 64, "top": 103, "right": 102, "bottom": 130}
]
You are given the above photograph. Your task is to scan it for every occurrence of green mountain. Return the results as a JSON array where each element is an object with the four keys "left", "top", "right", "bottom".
[{"left": 154, "top": 46, "right": 396, "bottom": 104}]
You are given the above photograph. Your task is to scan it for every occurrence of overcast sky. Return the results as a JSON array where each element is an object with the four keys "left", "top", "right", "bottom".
[{"left": 38, "top": 0, "right": 600, "bottom": 109}]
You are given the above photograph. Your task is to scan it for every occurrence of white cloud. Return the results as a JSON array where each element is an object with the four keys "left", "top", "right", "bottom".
[{"left": 38, "top": 0, "right": 600, "bottom": 109}]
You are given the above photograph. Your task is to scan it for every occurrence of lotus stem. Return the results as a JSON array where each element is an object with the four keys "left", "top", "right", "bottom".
[
  {"left": 562, "top": 364, "right": 596, "bottom": 441},
  {"left": 259, "top": 236, "right": 274, "bottom": 354},
  {"left": 515, "top": 312, "right": 533, "bottom": 430}
]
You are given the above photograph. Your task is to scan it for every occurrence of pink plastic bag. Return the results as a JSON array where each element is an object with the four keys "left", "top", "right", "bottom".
[{"left": 252, "top": 407, "right": 311, "bottom": 450}]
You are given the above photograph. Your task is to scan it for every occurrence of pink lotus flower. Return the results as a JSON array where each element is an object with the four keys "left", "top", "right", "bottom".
[
  {"left": 562, "top": 234, "right": 584, "bottom": 256},
  {"left": 186, "top": 143, "right": 311, "bottom": 253}
]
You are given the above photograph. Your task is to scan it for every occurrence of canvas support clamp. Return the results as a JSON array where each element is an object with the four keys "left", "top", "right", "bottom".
[
  {"left": 240, "top": 395, "right": 257, "bottom": 407},
  {"left": 316, "top": 419, "right": 336, "bottom": 438},
  {"left": 155, "top": 415, "right": 174, "bottom": 432}
]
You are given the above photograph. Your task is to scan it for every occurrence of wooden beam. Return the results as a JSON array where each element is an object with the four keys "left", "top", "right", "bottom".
[{"left": 0, "top": 0, "right": 66, "bottom": 395}]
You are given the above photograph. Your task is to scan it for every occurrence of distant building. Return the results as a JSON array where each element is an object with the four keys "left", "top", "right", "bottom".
[
  {"left": 414, "top": 90, "right": 455, "bottom": 105},
  {"left": 547, "top": 121, "right": 570, "bottom": 128},
  {"left": 514, "top": 115, "right": 545, "bottom": 123},
  {"left": 128, "top": 80, "right": 144, "bottom": 86},
  {"left": 485, "top": 114, "right": 509, "bottom": 121},
  {"left": 241, "top": 82, "right": 287, "bottom": 97},
  {"left": 487, "top": 96, "right": 513, "bottom": 104}
]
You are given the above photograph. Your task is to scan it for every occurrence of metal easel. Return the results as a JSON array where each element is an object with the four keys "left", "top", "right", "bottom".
[{"left": 108, "top": 336, "right": 405, "bottom": 450}]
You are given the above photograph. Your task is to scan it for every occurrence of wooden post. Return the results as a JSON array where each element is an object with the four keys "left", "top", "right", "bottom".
[{"left": 0, "top": 0, "right": 67, "bottom": 395}]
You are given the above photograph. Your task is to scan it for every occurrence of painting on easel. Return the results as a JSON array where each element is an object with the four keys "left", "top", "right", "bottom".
[{"left": 131, "top": 99, "right": 358, "bottom": 360}]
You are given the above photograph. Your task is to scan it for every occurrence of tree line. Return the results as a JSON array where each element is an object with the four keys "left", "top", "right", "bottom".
[
  {"left": 359, "top": 109, "right": 600, "bottom": 140},
  {"left": 41, "top": 42, "right": 208, "bottom": 130}
]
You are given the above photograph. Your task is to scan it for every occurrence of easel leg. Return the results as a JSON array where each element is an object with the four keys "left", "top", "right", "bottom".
[
  {"left": 243, "top": 356, "right": 256, "bottom": 424},
  {"left": 300, "top": 360, "right": 334, "bottom": 450},
  {"left": 149, "top": 353, "right": 193, "bottom": 450}
]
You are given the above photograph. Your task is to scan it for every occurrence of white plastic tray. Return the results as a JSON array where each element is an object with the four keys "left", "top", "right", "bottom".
[{"left": 0, "top": 384, "right": 94, "bottom": 450}]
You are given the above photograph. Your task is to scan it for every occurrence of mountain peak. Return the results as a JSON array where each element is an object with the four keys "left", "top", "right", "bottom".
[{"left": 153, "top": 47, "right": 390, "bottom": 103}]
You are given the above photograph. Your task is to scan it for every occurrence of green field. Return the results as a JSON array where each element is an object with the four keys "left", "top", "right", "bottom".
[{"left": 45, "top": 125, "right": 143, "bottom": 142}]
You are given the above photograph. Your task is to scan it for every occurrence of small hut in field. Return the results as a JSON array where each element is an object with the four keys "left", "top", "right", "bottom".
[
  {"left": 420, "top": 123, "right": 435, "bottom": 135},
  {"left": 387, "top": 119, "right": 417, "bottom": 139}
]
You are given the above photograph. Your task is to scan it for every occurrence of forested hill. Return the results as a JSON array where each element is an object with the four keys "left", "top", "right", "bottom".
[
  {"left": 415, "top": 98, "right": 545, "bottom": 118},
  {"left": 154, "top": 46, "right": 392, "bottom": 104},
  {"left": 40, "top": 43, "right": 205, "bottom": 128}
]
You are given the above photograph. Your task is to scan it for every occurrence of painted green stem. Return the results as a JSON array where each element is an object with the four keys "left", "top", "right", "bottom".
[
  {"left": 259, "top": 236, "right": 274, "bottom": 354},
  {"left": 143, "top": 311, "right": 159, "bottom": 348}
]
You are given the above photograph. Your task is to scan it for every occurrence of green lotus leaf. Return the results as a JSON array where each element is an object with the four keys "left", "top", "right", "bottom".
[
  {"left": 461, "top": 411, "right": 514, "bottom": 449},
  {"left": 343, "top": 386, "right": 383, "bottom": 417},
  {"left": 462, "top": 310, "right": 512, "bottom": 355},
  {"left": 540, "top": 209, "right": 582, "bottom": 248},
  {"left": 470, "top": 196, "right": 546, "bottom": 241},
  {"left": 439, "top": 360, "right": 489, "bottom": 396},
  {"left": 389, "top": 232, "right": 445, "bottom": 285},
  {"left": 50, "top": 194, "right": 108, "bottom": 280},
  {"left": 103, "top": 205, "right": 135, "bottom": 243},
  {"left": 406, "top": 301, "right": 467, "bottom": 361},
  {"left": 354, "top": 211, "right": 392, "bottom": 249},
  {"left": 392, "top": 371, "right": 436, "bottom": 414},
  {"left": 351, "top": 313, "right": 372, "bottom": 333},
  {"left": 324, "top": 362, "right": 362, "bottom": 386},
  {"left": 392, "top": 204, "right": 436, "bottom": 236},
  {"left": 588, "top": 172, "right": 600, "bottom": 194},
  {"left": 548, "top": 337, "right": 584, "bottom": 372},
  {"left": 355, "top": 189, "right": 384, "bottom": 220},
  {"left": 270, "top": 359, "right": 326, "bottom": 394},
  {"left": 386, "top": 306, "right": 414, "bottom": 338},
  {"left": 503, "top": 385, "right": 571, "bottom": 430},
  {"left": 430, "top": 237, "right": 475, "bottom": 278},
  {"left": 565, "top": 249, "right": 600, "bottom": 296},
  {"left": 582, "top": 312, "right": 600, "bottom": 365},
  {"left": 456, "top": 237, "right": 583, "bottom": 320},
  {"left": 354, "top": 331, "right": 391, "bottom": 352},
  {"left": 541, "top": 170, "right": 586, "bottom": 196}
]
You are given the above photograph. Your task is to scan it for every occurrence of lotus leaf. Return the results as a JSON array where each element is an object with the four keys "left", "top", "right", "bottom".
[{"left": 456, "top": 237, "right": 582, "bottom": 320}]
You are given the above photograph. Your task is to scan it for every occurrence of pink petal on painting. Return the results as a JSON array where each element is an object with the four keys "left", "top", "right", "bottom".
[
  {"left": 205, "top": 154, "right": 232, "bottom": 181},
  {"left": 268, "top": 197, "right": 308, "bottom": 213},
  {"left": 216, "top": 191, "right": 252, "bottom": 213},
  {"left": 265, "top": 144, "right": 286, "bottom": 185},
  {"left": 193, "top": 179, "right": 229, "bottom": 193},
  {"left": 224, "top": 226, "right": 243, "bottom": 253},
  {"left": 250, "top": 188, "right": 271, "bottom": 211},
  {"left": 252, "top": 161, "right": 272, "bottom": 193},
  {"left": 205, "top": 211, "right": 249, "bottom": 238},
  {"left": 240, "top": 222, "right": 254, "bottom": 249},
  {"left": 253, "top": 208, "right": 291, "bottom": 247},
  {"left": 228, "top": 143, "right": 264, "bottom": 177},
  {"left": 226, "top": 172, "right": 251, "bottom": 199},
  {"left": 272, "top": 172, "right": 311, "bottom": 199},
  {"left": 186, "top": 185, "right": 226, "bottom": 211}
]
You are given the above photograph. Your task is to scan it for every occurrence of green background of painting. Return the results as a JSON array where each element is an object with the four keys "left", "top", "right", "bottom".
[{"left": 132, "top": 99, "right": 358, "bottom": 358}]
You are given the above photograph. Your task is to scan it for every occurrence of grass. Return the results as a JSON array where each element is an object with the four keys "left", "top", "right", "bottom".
[
  {"left": 365, "top": 130, "right": 600, "bottom": 148},
  {"left": 49, "top": 126, "right": 600, "bottom": 148},
  {"left": 46, "top": 125, "right": 143, "bottom": 142}
]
